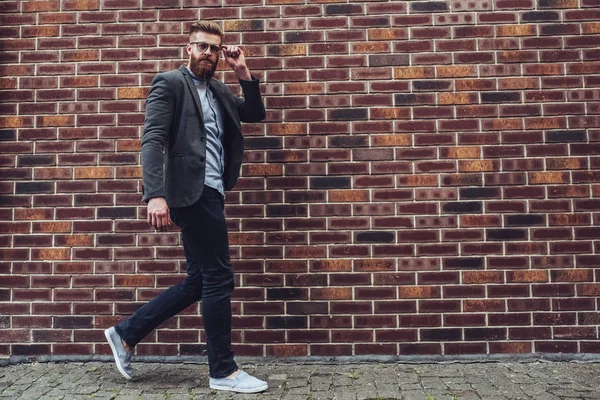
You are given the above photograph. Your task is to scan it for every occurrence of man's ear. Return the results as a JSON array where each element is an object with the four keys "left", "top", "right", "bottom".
[{"left": 186, "top": 44, "right": 192, "bottom": 56}]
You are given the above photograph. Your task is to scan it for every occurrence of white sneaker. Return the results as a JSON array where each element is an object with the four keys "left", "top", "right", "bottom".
[
  {"left": 104, "top": 327, "right": 133, "bottom": 380},
  {"left": 209, "top": 370, "right": 268, "bottom": 393}
]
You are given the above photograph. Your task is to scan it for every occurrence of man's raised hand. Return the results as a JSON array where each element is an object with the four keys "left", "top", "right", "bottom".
[{"left": 222, "top": 45, "right": 251, "bottom": 81}]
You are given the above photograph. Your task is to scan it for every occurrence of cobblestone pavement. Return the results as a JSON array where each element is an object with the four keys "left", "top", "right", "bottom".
[{"left": 1, "top": 361, "right": 599, "bottom": 399}]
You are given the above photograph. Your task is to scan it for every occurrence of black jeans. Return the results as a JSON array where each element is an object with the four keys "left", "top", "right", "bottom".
[{"left": 115, "top": 186, "right": 237, "bottom": 379}]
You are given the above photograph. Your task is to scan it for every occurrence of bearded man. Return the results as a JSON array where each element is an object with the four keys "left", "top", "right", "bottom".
[{"left": 103, "top": 20, "right": 268, "bottom": 394}]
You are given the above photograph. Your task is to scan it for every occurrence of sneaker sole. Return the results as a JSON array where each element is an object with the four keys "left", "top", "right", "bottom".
[
  {"left": 104, "top": 328, "right": 133, "bottom": 380},
  {"left": 209, "top": 383, "right": 268, "bottom": 394}
]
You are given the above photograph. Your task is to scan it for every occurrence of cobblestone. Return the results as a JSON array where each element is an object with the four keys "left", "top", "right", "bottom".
[{"left": 0, "top": 361, "right": 598, "bottom": 399}]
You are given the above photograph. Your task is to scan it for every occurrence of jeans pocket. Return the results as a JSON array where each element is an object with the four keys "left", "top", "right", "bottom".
[{"left": 208, "top": 186, "right": 225, "bottom": 210}]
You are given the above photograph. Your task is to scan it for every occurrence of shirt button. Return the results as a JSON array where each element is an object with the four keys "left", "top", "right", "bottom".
[
  {"left": 200, "top": 137, "right": 205, "bottom": 142},
  {"left": 200, "top": 156, "right": 205, "bottom": 162}
]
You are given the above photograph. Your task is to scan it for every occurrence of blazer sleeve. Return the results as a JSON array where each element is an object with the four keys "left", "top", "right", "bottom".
[
  {"left": 236, "top": 76, "right": 267, "bottom": 123},
  {"left": 141, "top": 73, "right": 174, "bottom": 203}
]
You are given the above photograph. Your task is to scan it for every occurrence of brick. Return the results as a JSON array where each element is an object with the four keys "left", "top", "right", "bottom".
[
  {"left": 0, "top": 117, "right": 34, "bottom": 129},
  {"left": 0, "top": 2, "right": 19, "bottom": 13},
  {"left": 529, "top": 171, "right": 569, "bottom": 184},
  {"left": 578, "top": 284, "right": 600, "bottom": 296},
  {"left": 409, "top": 1, "right": 448, "bottom": 12},
  {"left": 393, "top": 66, "right": 435, "bottom": 80},
  {"left": 367, "top": 28, "right": 407, "bottom": 41},
  {"left": 74, "top": 167, "right": 113, "bottom": 179},
  {"left": 464, "top": 328, "right": 506, "bottom": 341},
  {"left": 398, "top": 286, "right": 440, "bottom": 299},
  {"left": 117, "top": 87, "right": 148, "bottom": 99},
  {"left": 22, "top": 0, "right": 60, "bottom": 12},
  {"left": 11, "top": 345, "right": 51, "bottom": 356},
  {"left": 414, "top": 79, "right": 454, "bottom": 91},
  {"left": 37, "top": 116, "right": 75, "bottom": 128}
]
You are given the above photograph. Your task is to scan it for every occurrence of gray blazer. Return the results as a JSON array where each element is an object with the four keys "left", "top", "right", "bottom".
[{"left": 141, "top": 65, "right": 266, "bottom": 208}]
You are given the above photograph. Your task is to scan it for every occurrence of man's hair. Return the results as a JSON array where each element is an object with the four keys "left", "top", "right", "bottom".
[{"left": 189, "top": 20, "right": 223, "bottom": 38}]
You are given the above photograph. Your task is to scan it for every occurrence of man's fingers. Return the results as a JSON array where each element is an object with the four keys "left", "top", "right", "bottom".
[
  {"left": 157, "top": 212, "right": 165, "bottom": 229},
  {"left": 160, "top": 213, "right": 169, "bottom": 229},
  {"left": 223, "top": 45, "right": 241, "bottom": 58},
  {"left": 167, "top": 208, "right": 172, "bottom": 225}
]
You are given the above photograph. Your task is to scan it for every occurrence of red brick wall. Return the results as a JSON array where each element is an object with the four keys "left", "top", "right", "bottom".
[{"left": 1, "top": 0, "right": 600, "bottom": 359}]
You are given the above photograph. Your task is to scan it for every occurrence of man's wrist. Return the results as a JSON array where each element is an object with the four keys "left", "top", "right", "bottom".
[{"left": 234, "top": 66, "right": 251, "bottom": 81}]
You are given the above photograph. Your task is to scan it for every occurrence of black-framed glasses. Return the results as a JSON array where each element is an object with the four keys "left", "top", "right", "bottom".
[{"left": 190, "top": 42, "right": 222, "bottom": 54}]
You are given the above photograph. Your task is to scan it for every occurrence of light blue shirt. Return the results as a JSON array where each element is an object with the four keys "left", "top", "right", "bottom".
[{"left": 187, "top": 68, "right": 225, "bottom": 195}]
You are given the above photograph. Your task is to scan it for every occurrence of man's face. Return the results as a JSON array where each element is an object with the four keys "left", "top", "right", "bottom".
[{"left": 186, "top": 31, "right": 221, "bottom": 80}]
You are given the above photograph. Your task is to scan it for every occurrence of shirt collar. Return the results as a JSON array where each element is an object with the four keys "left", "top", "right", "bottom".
[{"left": 186, "top": 67, "right": 207, "bottom": 85}]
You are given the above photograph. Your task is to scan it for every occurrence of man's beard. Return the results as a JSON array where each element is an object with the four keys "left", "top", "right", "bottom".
[{"left": 190, "top": 54, "right": 217, "bottom": 80}]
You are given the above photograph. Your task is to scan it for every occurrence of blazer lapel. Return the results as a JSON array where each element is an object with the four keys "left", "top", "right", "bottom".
[{"left": 178, "top": 65, "right": 204, "bottom": 122}]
